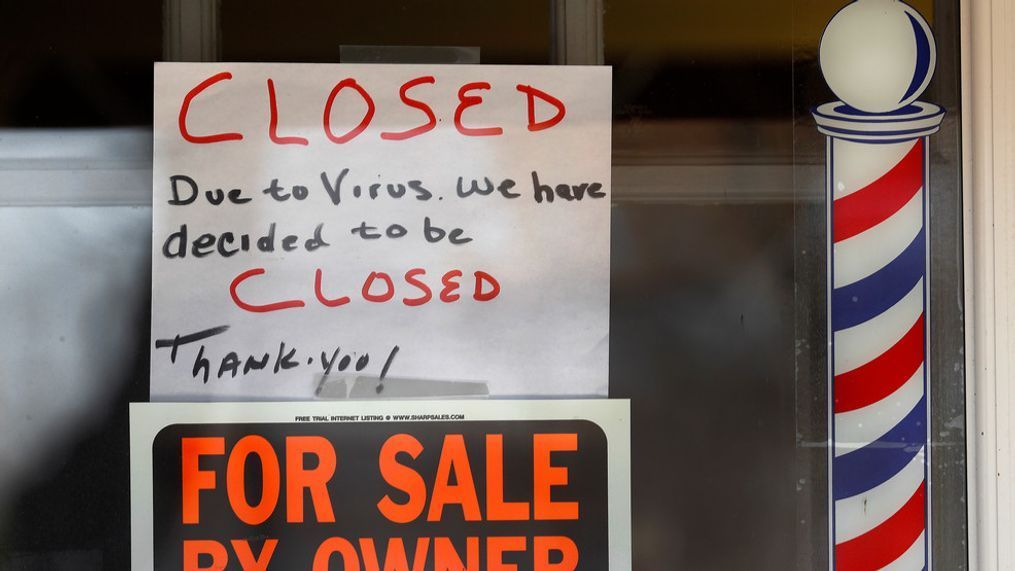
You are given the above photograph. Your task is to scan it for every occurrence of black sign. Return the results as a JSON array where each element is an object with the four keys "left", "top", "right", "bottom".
[{"left": 151, "top": 420, "right": 608, "bottom": 570}]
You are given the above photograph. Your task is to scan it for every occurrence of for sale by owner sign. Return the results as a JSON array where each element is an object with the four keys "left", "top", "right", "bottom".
[{"left": 130, "top": 400, "right": 631, "bottom": 570}]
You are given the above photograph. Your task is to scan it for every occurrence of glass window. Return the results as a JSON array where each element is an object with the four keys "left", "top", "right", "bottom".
[{"left": 0, "top": 1, "right": 966, "bottom": 568}]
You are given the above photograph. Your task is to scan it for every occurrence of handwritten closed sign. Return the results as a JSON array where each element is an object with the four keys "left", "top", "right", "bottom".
[{"left": 151, "top": 63, "right": 611, "bottom": 399}]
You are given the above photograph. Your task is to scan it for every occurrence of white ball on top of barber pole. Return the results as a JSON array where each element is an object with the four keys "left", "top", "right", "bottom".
[{"left": 819, "top": 0, "right": 936, "bottom": 113}]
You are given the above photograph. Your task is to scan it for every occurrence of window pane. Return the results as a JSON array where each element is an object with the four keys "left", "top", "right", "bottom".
[{"left": 0, "top": 1, "right": 966, "bottom": 569}]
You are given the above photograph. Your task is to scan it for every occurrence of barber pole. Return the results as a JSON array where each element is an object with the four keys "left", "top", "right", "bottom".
[{"left": 813, "top": 1, "right": 944, "bottom": 569}]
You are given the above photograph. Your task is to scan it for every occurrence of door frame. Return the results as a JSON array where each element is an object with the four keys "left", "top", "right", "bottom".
[{"left": 963, "top": 0, "right": 1015, "bottom": 568}]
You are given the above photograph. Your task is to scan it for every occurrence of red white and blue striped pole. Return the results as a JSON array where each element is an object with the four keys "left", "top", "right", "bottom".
[{"left": 813, "top": 1, "right": 944, "bottom": 569}]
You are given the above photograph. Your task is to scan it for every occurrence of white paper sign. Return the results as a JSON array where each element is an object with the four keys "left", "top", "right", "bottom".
[{"left": 151, "top": 63, "right": 611, "bottom": 400}]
